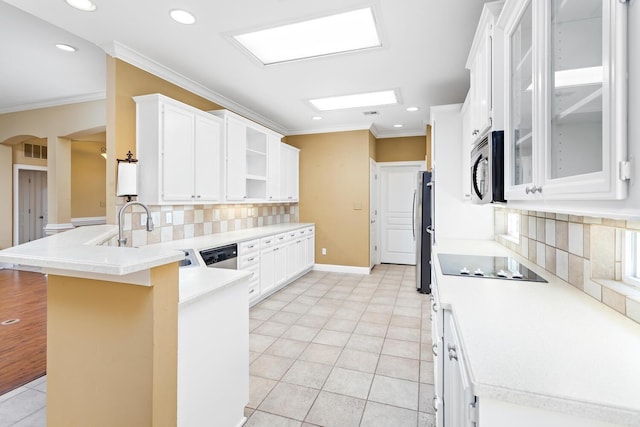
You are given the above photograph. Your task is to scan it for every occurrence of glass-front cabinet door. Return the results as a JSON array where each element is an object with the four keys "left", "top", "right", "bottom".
[
  {"left": 499, "top": 0, "right": 628, "bottom": 201},
  {"left": 503, "top": 0, "right": 536, "bottom": 200},
  {"left": 541, "top": 0, "right": 627, "bottom": 199}
]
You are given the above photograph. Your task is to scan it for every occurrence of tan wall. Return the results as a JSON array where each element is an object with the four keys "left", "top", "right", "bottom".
[
  {"left": 71, "top": 141, "right": 107, "bottom": 218},
  {"left": 106, "top": 58, "right": 223, "bottom": 223},
  {"left": 375, "top": 135, "right": 426, "bottom": 162},
  {"left": 0, "top": 145, "right": 11, "bottom": 249},
  {"left": 287, "top": 130, "right": 371, "bottom": 268},
  {"left": 47, "top": 263, "right": 178, "bottom": 426}
]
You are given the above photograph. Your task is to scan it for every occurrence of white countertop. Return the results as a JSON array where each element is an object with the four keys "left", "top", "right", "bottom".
[
  {"left": 0, "top": 225, "right": 183, "bottom": 277},
  {"left": 178, "top": 267, "right": 251, "bottom": 305},
  {"left": 433, "top": 239, "right": 640, "bottom": 426},
  {"left": 148, "top": 223, "right": 314, "bottom": 253}
]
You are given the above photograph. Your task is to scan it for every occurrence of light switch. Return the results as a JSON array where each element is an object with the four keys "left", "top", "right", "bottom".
[{"left": 353, "top": 201, "right": 362, "bottom": 210}]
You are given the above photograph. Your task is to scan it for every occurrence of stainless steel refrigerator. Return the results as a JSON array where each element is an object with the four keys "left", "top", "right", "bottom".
[{"left": 414, "top": 171, "right": 433, "bottom": 294}]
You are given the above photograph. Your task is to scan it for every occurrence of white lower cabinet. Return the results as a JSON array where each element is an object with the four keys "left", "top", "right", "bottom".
[
  {"left": 239, "top": 239, "right": 260, "bottom": 304},
  {"left": 247, "top": 227, "right": 315, "bottom": 306},
  {"left": 443, "top": 309, "right": 477, "bottom": 427}
]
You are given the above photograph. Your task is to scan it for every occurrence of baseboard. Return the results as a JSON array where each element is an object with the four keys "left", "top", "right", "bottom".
[{"left": 312, "top": 264, "right": 370, "bottom": 275}]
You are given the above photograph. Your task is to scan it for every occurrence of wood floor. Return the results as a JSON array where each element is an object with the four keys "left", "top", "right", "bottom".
[{"left": 0, "top": 269, "right": 47, "bottom": 395}]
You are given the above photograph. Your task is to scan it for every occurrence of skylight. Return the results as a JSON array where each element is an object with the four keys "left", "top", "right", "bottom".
[
  {"left": 310, "top": 90, "right": 397, "bottom": 111},
  {"left": 233, "top": 8, "right": 381, "bottom": 65}
]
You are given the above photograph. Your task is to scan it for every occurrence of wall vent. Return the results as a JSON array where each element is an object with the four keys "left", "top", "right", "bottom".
[
  {"left": 24, "top": 143, "right": 48, "bottom": 160},
  {"left": 363, "top": 111, "right": 379, "bottom": 116}
]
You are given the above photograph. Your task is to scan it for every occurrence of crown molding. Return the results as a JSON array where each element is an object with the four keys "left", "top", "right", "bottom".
[
  {"left": 0, "top": 92, "right": 106, "bottom": 114},
  {"left": 100, "top": 40, "right": 288, "bottom": 135}
]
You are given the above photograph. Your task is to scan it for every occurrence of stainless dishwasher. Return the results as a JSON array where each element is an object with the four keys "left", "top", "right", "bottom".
[{"left": 199, "top": 244, "right": 238, "bottom": 269}]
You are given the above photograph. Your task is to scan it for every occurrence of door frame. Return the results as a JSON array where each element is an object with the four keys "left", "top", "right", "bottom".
[
  {"left": 370, "top": 158, "right": 379, "bottom": 269},
  {"left": 378, "top": 161, "right": 426, "bottom": 265},
  {"left": 13, "top": 164, "right": 48, "bottom": 246}
]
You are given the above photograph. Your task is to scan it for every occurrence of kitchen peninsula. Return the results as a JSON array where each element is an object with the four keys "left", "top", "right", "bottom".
[{"left": 0, "top": 225, "right": 251, "bottom": 427}]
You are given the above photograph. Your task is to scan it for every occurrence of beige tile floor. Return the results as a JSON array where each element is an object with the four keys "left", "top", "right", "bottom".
[
  {"left": 245, "top": 264, "right": 436, "bottom": 427},
  {"left": 0, "top": 264, "right": 436, "bottom": 427}
]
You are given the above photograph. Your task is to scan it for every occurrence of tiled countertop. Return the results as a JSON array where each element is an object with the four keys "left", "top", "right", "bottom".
[{"left": 433, "top": 239, "right": 640, "bottom": 426}]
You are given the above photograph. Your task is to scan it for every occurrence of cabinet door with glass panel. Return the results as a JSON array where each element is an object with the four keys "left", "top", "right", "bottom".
[
  {"left": 500, "top": 0, "right": 628, "bottom": 201},
  {"left": 501, "top": 0, "right": 536, "bottom": 200}
]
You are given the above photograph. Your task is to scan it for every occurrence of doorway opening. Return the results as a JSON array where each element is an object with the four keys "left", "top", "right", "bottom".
[{"left": 13, "top": 165, "right": 48, "bottom": 245}]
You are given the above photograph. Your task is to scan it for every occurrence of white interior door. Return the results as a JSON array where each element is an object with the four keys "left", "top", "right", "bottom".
[
  {"left": 380, "top": 162, "right": 424, "bottom": 265},
  {"left": 18, "top": 169, "right": 48, "bottom": 244},
  {"left": 370, "top": 159, "right": 379, "bottom": 269}
]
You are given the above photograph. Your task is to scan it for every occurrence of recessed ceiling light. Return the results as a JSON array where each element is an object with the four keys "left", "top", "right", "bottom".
[
  {"left": 310, "top": 90, "right": 397, "bottom": 111},
  {"left": 234, "top": 8, "right": 381, "bottom": 65},
  {"left": 393, "top": 124, "right": 404, "bottom": 128},
  {"left": 56, "top": 43, "right": 78, "bottom": 52},
  {"left": 170, "top": 9, "right": 196, "bottom": 25},
  {"left": 406, "top": 107, "right": 419, "bottom": 112},
  {"left": 64, "top": 0, "right": 97, "bottom": 12},
  {"left": 312, "top": 116, "right": 322, "bottom": 121}
]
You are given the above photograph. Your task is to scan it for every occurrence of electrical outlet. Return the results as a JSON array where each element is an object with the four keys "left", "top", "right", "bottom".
[
  {"left": 166, "top": 212, "right": 173, "bottom": 224},
  {"left": 322, "top": 248, "right": 327, "bottom": 255}
]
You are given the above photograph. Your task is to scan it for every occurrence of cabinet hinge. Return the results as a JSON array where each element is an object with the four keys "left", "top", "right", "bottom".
[
  {"left": 469, "top": 397, "right": 479, "bottom": 425},
  {"left": 619, "top": 160, "right": 631, "bottom": 181}
]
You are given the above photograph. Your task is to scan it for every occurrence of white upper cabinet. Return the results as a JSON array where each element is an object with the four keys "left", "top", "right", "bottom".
[
  {"left": 211, "top": 110, "right": 285, "bottom": 202},
  {"left": 267, "top": 135, "right": 281, "bottom": 202},
  {"left": 134, "top": 94, "right": 223, "bottom": 205},
  {"left": 280, "top": 143, "right": 300, "bottom": 202},
  {"left": 499, "top": 0, "right": 628, "bottom": 201},
  {"left": 466, "top": 1, "right": 505, "bottom": 145}
]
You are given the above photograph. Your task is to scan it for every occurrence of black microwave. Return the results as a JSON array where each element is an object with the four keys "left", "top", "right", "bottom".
[{"left": 470, "top": 131, "right": 505, "bottom": 204}]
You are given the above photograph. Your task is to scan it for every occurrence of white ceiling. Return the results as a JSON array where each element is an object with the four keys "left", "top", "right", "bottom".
[{"left": 0, "top": 0, "right": 491, "bottom": 137}]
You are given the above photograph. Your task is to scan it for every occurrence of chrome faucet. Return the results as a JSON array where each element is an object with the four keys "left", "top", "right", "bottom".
[{"left": 118, "top": 201, "right": 154, "bottom": 247}]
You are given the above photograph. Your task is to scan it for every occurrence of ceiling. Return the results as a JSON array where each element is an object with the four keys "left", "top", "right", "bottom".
[{"left": 0, "top": 0, "right": 491, "bottom": 138}]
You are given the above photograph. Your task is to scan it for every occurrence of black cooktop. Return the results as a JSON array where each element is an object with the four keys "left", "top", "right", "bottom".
[{"left": 438, "top": 253, "right": 547, "bottom": 283}]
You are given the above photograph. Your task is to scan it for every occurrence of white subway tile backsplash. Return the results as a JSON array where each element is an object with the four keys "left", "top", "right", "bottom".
[
  {"left": 174, "top": 210, "right": 185, "bottom": 225},
  {"left": 529, "top": 217, "right": 537, "bottom": 240},
  {"left": 194, "top": 210, "right": 204, "bottom": 223}
]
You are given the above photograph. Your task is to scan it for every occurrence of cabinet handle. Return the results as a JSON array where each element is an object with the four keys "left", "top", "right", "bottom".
[
  {"left": 197, "top": 195, "right": 201, "bottom": 198},
  {"left": 191, "top": 195, "right": 196, "bottom": 198},
  {"left": 249, "top": 288, "right": 255, "bottom": 294},
  {"left": 247, "top": 245, "right": 255, "bottom": 249},
  {"left": 536, "top": 186, "right": 542, "bottom": 193},
  {"left": 448, "top": 344, "right": 458, "bottom": 361},
  {"left": 265, "top": 240, "right": 272, "bottom": 244},
  {"left": 432, "top": 343, "right": 438, "bottom": 357},
  {"left": 247, "top": 257, "right": 255, "bottom": 262},
  {"left": 433, "top": 396, "right": 438, "bottom": 413},
  {"left": 432, "top": 302, "right": 438, "bottom": 313}
]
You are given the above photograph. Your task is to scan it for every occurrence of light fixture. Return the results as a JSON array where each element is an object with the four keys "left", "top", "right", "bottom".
[
  {"left": 170, "top": 9, "right": 196, "bottom": 25},
  {"left": 116, "top": 151, "right": 138, "bottom": 202},
  {"left": 64, "top": 0, "right": 97, "bottom": 12},
  {"left": 393, "top": 124, "right": 404, "bottom": 128},
  {"left": 233, "top": 8, "right": 381, "bottom": 65},
  {"left": 56, "top": 43, "right": 77, "bottom": 52},
  {"left": 310, "top": 90, "right": 397, "bottom": 111},
  {"left": 406, "top": 107, "right": 419, "bottom": 112},
  {"left": 312, "top": 116, "right": 322, "bottom": 121}
]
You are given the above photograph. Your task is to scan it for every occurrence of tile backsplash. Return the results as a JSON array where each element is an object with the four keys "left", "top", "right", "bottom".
[
  {"left": 116, "top": 202, "right": 298, "bottom": 247},
  {"left": 494, "top": 209, "right": 640, "bottom": 324}
]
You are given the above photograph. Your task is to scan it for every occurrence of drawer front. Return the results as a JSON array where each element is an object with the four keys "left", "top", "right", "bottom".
[
  {"left": 306, "top": 226, "right": 315, "bottom": 235},
  {"left": 239, "top": 253, "right": 260, "bottom": 268},
  {"left": 260, "top": 235, "right": 275, "bottom": 248},
  {"left": 240, "top": 239, "right": 260, "bottom": 254},
  {"left": 248, "top": 280, "right": 260, "bottom": 302},
  {"left": 274, "top": 233, "right": 288, "bottom": 245}
]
